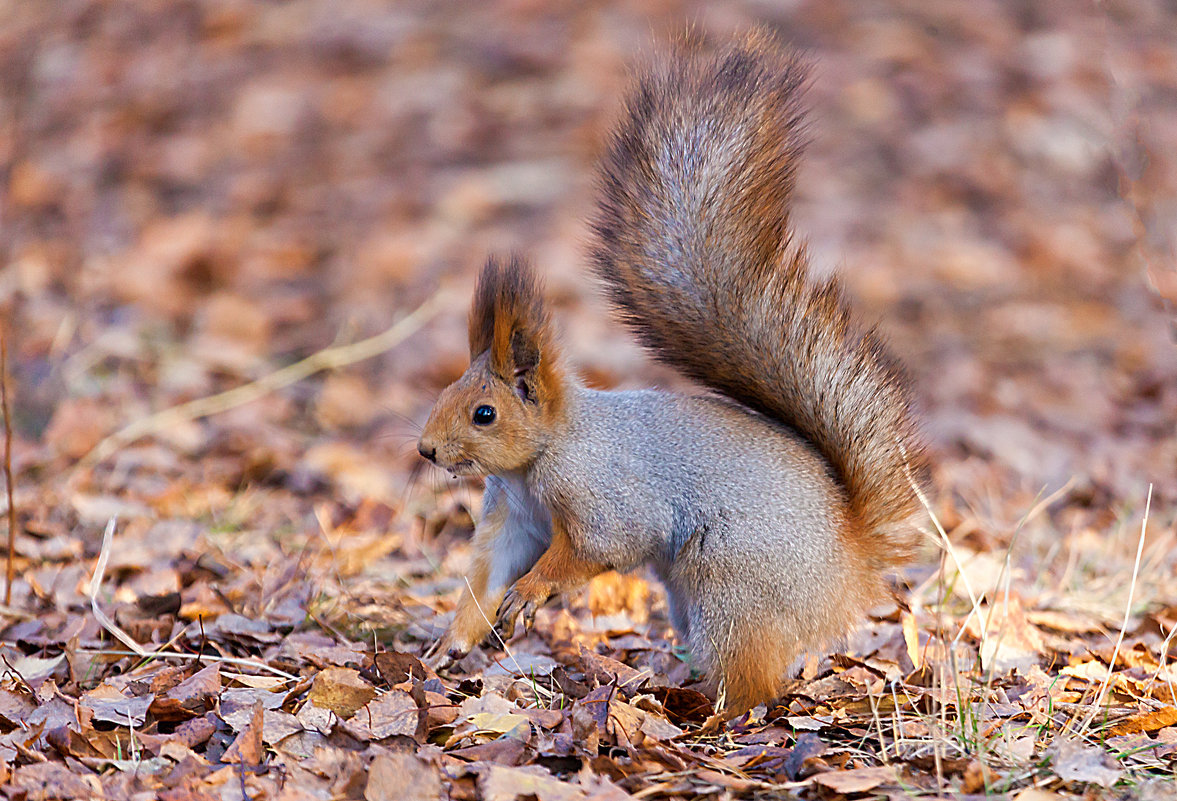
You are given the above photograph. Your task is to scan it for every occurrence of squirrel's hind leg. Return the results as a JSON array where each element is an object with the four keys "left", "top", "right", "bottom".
[{"left": 687, "top": 606, "right": 796, "bottom": 725}]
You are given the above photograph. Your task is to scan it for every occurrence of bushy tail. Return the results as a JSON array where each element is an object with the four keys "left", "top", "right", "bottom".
[{"left": 590, "top": 31, "right": 925, "bottom": 551}]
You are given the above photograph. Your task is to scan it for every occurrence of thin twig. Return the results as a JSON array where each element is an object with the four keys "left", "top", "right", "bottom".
[
  {"left": 1075, "top": 484, "right": 1153, "bottom": 738},
  {"left": 1, "top": 328, "right": 15, "bottom": 605},
  {"left": 78, "top": 288, "right": 450, "bottom": 469}
]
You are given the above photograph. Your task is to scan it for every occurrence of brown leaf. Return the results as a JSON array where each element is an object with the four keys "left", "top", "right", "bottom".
[
  {"left": 374, "top": 651, "right": 429, "bottom": 686},
  {"left": 693, "top": 769, "right": 757, "bottom": 792},
  {"left": 220, "top": 687, "right": 288, "bottom": 730},
  {"left": 309, "top": 667, "right": 378, "bottom": 719},
  {"left": 149, "top": 663, "right": 221, "bottom": 722},
  {"left": 342, "top": 690, "right": 420, "bottom": 741},
  {"left": 222, "top": 703, "right": 265, "bottom": 766},
  {"left": 575, "top": 686, "right": 613, "bottom": 733},
  {"left": 812, "top": 766, "right": 896, "bottom": 793},
  {"left": 965, "top": 595, "right": 1047, "bottom": 672},
  {"left": 784, "top": 733, "right": 828, "bottom": 781},
  {"left": 608, "top": 698, "right": 682, "bottom": 744},
  {"left": 0, "top": 689, "right": 36, "bottom": 727},
  {"left": 901, "top": 609, "right": 922, "bottom": 669},
  {"left": 646, "top": 686, "right": 712, "bottom": 724},
  {"left": 1, "top": 653, "right": 66, "bottom": 688},
  {"left": 1049, "top": 739, "right": 1123, "bottom": 787},
  {"left": 425, "top": 690, "right": 458, "bottom": 729},
  {"left": 481, "top": 764, "right": 586, "bottom": 801},
  {"left": 724, "top": 744, "right": 794, "bottom": 775},
  {"left": 961, "top": 759, "right": 994, "bottom": 794},
  {"left": 26, "top": 695, "right": 79, "bottom": 748},
  {"left": 1107, "top": 705, "right": 1177, "bottom": 736},
  {"left": 11, "top": 762, "right": 101, "bottom": 799},
  {"left": 365, "top": 752, "right": 442, "bottom": 801},
  {"left": 1027, "top": 609, "right": 1105, "bottom": 634},
  {"left": 448, "top": 737, "right": 528, "bottom": 766},
  {"left": 1013, "top": 789, "right": 1068, "bottom": 801},
  {"left": 79, "top": 684, "right": 154, "bottom": 727},
  {"left": 577, "top": 645, "right": 646, "bottom": 693},
  {"left": 174, "top": 714, "right": 219, "bottom": 749}
]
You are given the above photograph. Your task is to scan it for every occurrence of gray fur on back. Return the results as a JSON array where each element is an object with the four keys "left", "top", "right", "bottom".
[{"left": 522, "top": 386, "right": 872, "bottom": 678}]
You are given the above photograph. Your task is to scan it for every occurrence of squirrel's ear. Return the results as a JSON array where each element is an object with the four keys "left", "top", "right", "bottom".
[
  {"left": 468, "top": 255, "right": 562, "bottom": 405},
  {"left": 509, "top": 330, "right": 542, "bottom": 402}
]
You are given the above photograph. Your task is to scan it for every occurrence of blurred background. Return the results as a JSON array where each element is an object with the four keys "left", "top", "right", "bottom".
[{"left": 1, "top": 0, "right": 1175, "bottom": 533}]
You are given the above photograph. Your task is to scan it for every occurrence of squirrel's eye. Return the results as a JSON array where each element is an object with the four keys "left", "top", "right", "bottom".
[{"left": 472, "top": 405, "right": 496, "bottom": 426}]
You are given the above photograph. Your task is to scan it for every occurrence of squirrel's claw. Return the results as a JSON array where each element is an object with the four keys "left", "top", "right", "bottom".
[
  {"left": 495, "top": 586, "right": 539, "bottom": 640},
  {"left": 494, "top": 589, "right": 522, "bottom": 640}
]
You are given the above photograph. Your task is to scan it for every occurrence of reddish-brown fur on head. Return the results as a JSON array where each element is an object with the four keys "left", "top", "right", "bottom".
[{"left": 418, "top": 256, "right": 566, "bottom": 476}]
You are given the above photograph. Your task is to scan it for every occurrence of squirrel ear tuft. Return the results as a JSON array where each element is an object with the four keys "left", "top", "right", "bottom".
[{"left": 468, "top": 255, "right": 562, "bottom": 404}]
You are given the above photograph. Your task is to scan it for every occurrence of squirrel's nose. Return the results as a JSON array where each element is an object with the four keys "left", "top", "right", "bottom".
[{"left": 418, "top": 442, "right": 437, "bottom": 463}]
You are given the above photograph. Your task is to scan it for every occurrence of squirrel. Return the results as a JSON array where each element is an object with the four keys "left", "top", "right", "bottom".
[{"left": 417, "top": 30, "right": 926, "bottom": 721}]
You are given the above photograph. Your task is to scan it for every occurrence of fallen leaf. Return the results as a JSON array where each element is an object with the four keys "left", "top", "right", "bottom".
[
  {"left": 1050, "top": 739, "right": 1123, "bottom": 787},
  {"left": 0, "top": 690, "right": 37, "bottom": 727},
  {"left": 1013, "top": 789, "right": 1067, "bottom": 801},
  {"left": 645, "top": 686, "right": 712, "bottom": 724},
  {"left": 901, "top": 609, "right": 922, "bottom": 669},
  {"left": 373, "top": 651, "right": 430, "bottom": 686},
  {"left": 221, "top": 686, "right": 288, "bottom": 730},
  {"left": 309, "top": 667, "right": 378, "bottom": 719},
  {"left": 365, "top": 752, "right": 442, "bottom": 801},
  {"left": 149, "top": 663, "right": 221, "bottom": 721},
  {"left": 342, "top": 690, "right": 420, "bottom": 741},
  {"left": 812, "top": 766, "right": 896, "bottom": 793},
  {"left": 80, "top": 685, "right": 154, "bottom": 728},
  {"left": 578, "top": 645, "right": 647, "bottom": 692},
  {"left": 222, "top": 703, "right": 265, "bottom": 766},
  {"left": 10, "top": 762, "right": 101, "bottom": 799},
  {"left": 1, "top": 652, "right": 65, "bottom": 688},
  {"left": 1107, "top": 706, "right": 1177, "bottom": 736},
  {"left": 784, "top": 733, "right": 827, "bottom": 780},
  {"left": 467, "top": 711, "right": 530, "bottom": 739},
  {"left": 1027, "top": 609, "right": 1105, "bottom": 634},
  {"left": 965, "top": 595, "right": 1045, "bottom": 672},
  {"left": 482, "top": 764, "right": 586, "bottom": 801}
]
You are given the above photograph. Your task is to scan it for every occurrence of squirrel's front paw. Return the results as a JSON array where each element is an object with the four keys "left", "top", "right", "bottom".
[
  {"left": 494, "top": 588, "right": 537, "bottom": 640},
  {"left": 494, "top": 577, "right": 552, "bottom": 639}
]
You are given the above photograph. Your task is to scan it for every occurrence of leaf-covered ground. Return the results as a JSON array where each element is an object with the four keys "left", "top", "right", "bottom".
[{"left": 1, "top": 1, "right": 1176, "bottom": 799}]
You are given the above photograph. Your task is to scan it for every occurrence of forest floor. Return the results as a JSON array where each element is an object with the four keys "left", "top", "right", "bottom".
[{"left": 1, "top": 1, "right": 1176, "bottom": 799}]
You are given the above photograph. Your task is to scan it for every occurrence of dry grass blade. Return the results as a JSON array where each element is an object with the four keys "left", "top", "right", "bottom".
[
  {"left": 907, "top": 471, "right": 984, "bottom": 646},
  {"left": 78, "top": 288, "right": 450, "bottom": 469},
  {"left": 460, "top": 574, "right": 555, "bottom": 706},
  {"left": 1073, "top": 484, "right": 1153, "bottom": 738},
  {"left": 75, "top": 648, "right": 300, "bottom": 681},
  {"left": 0, "top": 328, "right": 14, "bottom": 606},
  {"left": 86, "top": 518, "right": 302, "bottom": 680},
  {"left": 88, "top": 517, "right": 149, "bottom": 656}
]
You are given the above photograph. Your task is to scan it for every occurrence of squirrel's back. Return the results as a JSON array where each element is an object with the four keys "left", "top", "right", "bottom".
[
  {"left": 532, "top": 386, "right": 885, "bottom": 709},
  {"left": 590, "top": 30, "right": 925, "bottom": 566}
]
